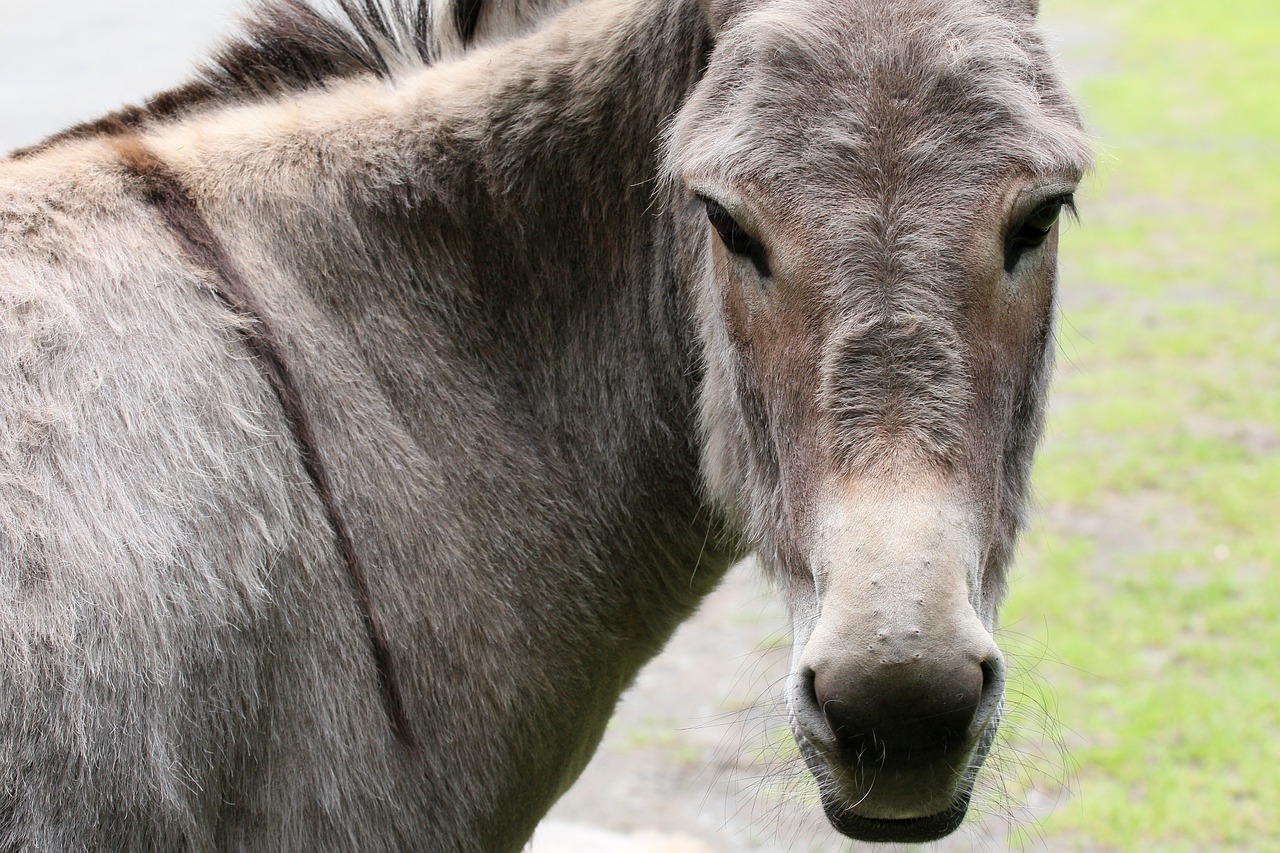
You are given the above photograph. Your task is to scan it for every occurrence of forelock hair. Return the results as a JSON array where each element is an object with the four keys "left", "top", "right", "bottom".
[{"left": 666, "top": 0, "right": 1092, "bottom": 190}]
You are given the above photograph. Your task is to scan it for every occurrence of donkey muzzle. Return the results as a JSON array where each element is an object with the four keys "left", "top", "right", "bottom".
[{"left": 788, "top": 478, "right": 1005, "bottom": 842}]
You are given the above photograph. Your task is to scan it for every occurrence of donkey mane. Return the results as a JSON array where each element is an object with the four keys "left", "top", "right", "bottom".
[
  {"left": 14, "top": 0, "right": 473, "bottom": 157},
  {"left": 197, "top": 0, "right": 445, "bottom": 97}
]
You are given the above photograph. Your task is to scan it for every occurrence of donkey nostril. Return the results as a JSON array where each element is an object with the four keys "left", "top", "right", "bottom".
[
  {"left": 804, "top": 667, "right": 818, "bottom": 698},
  {"left": 810, "top": 669, "right": 860, "bottom": 741},
  {"left": 974, "top": 654, "right": 1006, "bottom": 733},
  {"left": 800, "top": 667, "right": 824, "bottom": 722},
  {"left": 793, "top": 666, "right": 841, "bottom": 749}
]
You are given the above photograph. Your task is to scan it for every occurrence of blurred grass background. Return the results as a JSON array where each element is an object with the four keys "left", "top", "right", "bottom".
[{"left": 997, "top": 0, "right": 1280, "bottom": 849}]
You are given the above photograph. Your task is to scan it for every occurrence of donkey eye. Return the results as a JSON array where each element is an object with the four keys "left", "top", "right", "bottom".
[
  {"left": 1004, "top": 194, "right": 1073, "bottom": 273},
  {"left": 702, "top": 198, "right": 772, "bottom": 278}
]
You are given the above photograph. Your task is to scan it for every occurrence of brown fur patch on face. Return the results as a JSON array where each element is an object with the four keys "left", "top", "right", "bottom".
[{"left": 821, "top": 309, "right": 971, "bottom": 471}]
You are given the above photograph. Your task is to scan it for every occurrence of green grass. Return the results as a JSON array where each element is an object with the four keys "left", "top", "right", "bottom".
[{"left": 997, "top": 1, "right": 1280, "bottom": 849}]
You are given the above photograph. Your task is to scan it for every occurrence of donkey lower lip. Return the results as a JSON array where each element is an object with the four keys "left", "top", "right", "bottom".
[
  {"left": 806, "top": 749, "right": 978, "bottom": 843},
  {"left": 821, "top": 790, "right": 972, "bottom": 844}
]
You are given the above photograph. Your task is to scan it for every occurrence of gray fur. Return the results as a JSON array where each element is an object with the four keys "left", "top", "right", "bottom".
[{"left": 0, "top": 0, "right": 1089, "bottom": 848}]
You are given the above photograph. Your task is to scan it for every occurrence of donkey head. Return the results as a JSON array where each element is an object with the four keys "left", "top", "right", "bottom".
[{"left": 668, "top": 0, "right": 1090, "bottom": 841}]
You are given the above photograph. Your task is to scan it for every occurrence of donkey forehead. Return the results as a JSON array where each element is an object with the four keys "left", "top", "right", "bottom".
[{"left": 672, "top": 0, "right": 1090, "bottom": 207}]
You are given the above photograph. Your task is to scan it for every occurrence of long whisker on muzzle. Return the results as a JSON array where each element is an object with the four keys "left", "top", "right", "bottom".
[{"left": 959, "top": 627, "right": 1081, "bottom": 847}]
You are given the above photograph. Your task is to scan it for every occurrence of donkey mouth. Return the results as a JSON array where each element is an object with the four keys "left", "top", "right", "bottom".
[
  {"left": 819, "top": 788, "right": 972, "bottom": 843},
  {"left": 795, "top": 716, "right": 997, "bottom": 843}
]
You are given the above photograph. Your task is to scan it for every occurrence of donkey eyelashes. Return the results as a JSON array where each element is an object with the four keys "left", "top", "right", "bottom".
[
  {"left": 701, "top": 197, "right": 773, "bottom": 278},
  {"left": 1004, "top": 193, "right": 1074, "bottom": 273}
]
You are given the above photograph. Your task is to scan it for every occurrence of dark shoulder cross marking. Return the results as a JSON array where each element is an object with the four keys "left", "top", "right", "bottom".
[{"left": 110, "top": 135, "right": 415, "bottom": 749}]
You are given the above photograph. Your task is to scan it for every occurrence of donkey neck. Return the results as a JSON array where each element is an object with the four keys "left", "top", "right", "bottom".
[
  {"left": 355, "top": 0, "right": 730, "bottom": 603},
  {"left": 145, "top": 2, "right": 733, "bottom": 841}
]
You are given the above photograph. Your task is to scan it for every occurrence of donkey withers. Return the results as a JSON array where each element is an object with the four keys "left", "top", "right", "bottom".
[{"left": 0, "top": 0, "right": 1088, "bottom": 848}]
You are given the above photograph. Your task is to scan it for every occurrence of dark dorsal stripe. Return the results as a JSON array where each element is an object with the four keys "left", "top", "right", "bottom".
[
  {"left": 111, "top": 136, "right": 415, "bottom": 748},
  {"left": 454, "top": 0, "right": 485, "bottom": 46}
]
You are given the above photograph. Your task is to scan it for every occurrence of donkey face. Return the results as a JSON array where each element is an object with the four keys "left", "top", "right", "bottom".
[{"left": 668, "top": 0, "right": 1090, "bottom": 842}]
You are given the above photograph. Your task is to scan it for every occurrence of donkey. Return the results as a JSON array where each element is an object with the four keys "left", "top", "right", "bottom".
[{"left": 0, "top": 0, "right": 1090, "bottom": 848}]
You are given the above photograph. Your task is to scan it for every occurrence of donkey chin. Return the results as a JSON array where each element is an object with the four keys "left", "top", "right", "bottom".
[
  {"left": 790, "top": 697, "right": 1001, "bottom": 843},
  {"left": 785, "top": 481, "right": 1007, "bottom": 843}
]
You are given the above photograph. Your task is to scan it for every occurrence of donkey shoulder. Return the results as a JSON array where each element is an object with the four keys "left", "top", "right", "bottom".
[{"left": 0, "top": 144, "right": 392, "bottom": 848}]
